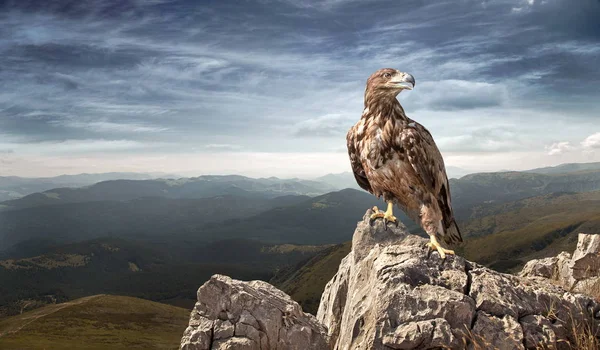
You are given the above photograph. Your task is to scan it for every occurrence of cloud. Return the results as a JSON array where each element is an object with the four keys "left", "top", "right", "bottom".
[
  {"left": 546, "top": 141, "right": 575, "bottom": 155},
  {"left": 435, "top": 125, "right": 525, "bottom": 153},
  {"left": 204, "top": 144, "right": 242, "bottom": 151},
  {"left": 0, "top": 139, "right": 163, "bottom": 155},
  {"left": 543, "top": 131, "right": 600, "bottom": 156},
  {"left": 58, "top": 121, "right": 169, "bottom": 133},
  {"left": 406, "top": 80, "right": 508, "bottom": 111},
  {"left": 292, "top": 114, "right": 354, "bottom": 137},
  {"left": 582, "top": 132, "right": 600, "bottom": 150}
]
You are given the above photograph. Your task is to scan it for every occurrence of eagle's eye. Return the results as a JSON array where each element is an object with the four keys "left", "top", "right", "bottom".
[{"left": 383, "top": 72, "right": 392, "bottom": 79}]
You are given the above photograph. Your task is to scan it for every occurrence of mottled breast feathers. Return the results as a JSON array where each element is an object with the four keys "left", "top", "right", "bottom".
[{"left": 346, "top": 108, "right": 462, "bottom": 245}]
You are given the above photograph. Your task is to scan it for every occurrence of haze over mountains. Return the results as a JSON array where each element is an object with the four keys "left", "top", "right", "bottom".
[
  {"left": 1, "top": 161, "right": 600, "bottom": 320},
  {"left": 0, "top": 172, "right": 180, "bottom": 202}
]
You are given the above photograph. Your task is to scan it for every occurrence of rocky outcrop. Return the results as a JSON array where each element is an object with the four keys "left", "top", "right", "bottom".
[
  {"left": 180, "top": 275, "right": 329, "bottom": 350},
  {"left": 317, "top": 209, "right": 600, "bottom": 350},
  {"left": 520, "top": 233, "right": 600, "bottom": 298},
  {"left": 181, "top": 210, "right": 600, "bottom": 350}
]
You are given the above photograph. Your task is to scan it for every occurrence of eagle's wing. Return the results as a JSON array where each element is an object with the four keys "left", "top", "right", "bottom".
[
  {"left": 347, "top": 125, "right": 372, "bottom": 193},
  {"left": 401, "top": 124, "right": 462, "bottom": 244}
]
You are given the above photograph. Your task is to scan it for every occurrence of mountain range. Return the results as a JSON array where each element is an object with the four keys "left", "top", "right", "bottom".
[
  {"left": 2, "top": 162, "right": 600, "bottom": 320},
  {"left": 0, "top": 172, "right": 179, "bottom": 202}
]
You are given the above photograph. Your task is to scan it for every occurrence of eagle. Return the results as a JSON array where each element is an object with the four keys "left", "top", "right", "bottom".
[{"left": 346, "top": 68, "right": 462, "bottom": 258}]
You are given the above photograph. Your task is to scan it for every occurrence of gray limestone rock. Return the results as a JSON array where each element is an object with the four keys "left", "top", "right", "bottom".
[
  {"left": 520, "top": 234, "right": 600, "bottom": 296},
  {"left": 317, "top": 209, "right": 600, "bottom": 350},
  {"left": 570, "top": 233, "right": 600, "bottom": 280},
  {"left": 180, "top": 275, "right": 329, "bottom": 350}
]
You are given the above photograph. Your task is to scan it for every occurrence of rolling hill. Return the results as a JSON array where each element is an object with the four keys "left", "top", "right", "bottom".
[
  {"left": 458, "top": 190, "right": 600, "bottom": 271},
  {"left": 450, "top": 169, "right": 600, "bottom": 219},
  {"left": 271, "top": 241, "right": 352, "bottom": 314},
  {"left": 202, "top": 188, "right": 422, "bottom": 245},
  {"left": 0, "top": 294, "right": 189, "bottom": 350},
  {"left": 0, "top": 172, "right": 178, "bottom": 202},
  {"left": 525, "top": 162, "right": 600, "bottom": 174},
  {"left": 0, "top": 236, "right": 328, "bottom": 318},
  {"left": 0, "top": 175, "right": 336, "bottom": 212},
  {"left": 0, "top": 194, "right": 313, "bottom": 249},
  {"left": 0, "top": 188, "right": 420, "bottom": 252}
]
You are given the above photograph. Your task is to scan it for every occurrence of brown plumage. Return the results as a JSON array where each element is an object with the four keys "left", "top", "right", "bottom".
[{"left": 347, "top": 68, "right": 462, "bottom": 257}]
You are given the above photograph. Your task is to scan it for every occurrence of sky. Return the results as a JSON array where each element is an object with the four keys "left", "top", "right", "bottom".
[{"left": 0, "top": 0, "right": 599, "bottom": 178}]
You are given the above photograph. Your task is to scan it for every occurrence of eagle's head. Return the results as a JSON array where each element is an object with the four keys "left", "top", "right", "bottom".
[{"left": 365, "top": 68, "right": 415, "bottom": 99}]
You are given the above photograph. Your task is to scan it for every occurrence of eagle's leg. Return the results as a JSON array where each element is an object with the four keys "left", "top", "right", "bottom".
[
  {"left": 370, "top": 202, "right": 398, "bottom": 228},
  {"left": 426, "top": 235, "right": 455, "bottom": 259}
]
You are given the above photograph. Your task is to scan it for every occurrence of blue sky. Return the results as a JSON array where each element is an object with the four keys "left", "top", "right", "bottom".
[{"left": 0, "top": 0, "right": 599, "bottom": 178}]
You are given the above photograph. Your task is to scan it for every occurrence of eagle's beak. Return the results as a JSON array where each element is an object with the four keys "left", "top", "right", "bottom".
[{"left": 391, "top": 73, "right": 415, "bottom": 90}]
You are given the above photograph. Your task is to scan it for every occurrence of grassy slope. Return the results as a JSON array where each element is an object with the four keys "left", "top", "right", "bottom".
[
  {"left": 0, "top": 236, "right": 327, "bottom": 318},
  {"left": 458, "top": 191, "right": 600, "bottom": 271},
  {"left": 271, "top": 242, "right": 352, "bottom": 314},
  {"left": 0, "top": 295, "right": 189, "bottom": 350}
]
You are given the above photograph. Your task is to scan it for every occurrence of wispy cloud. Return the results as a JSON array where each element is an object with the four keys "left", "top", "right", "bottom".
[
  {"left": 546, "top": 141, "right": 575, "bottom": 156},
  {"left": 204, "top": 144, "right": 242, "bottom": 151},
  {"left": 292, "top": 114, "right": 354, "bottom": 138}
]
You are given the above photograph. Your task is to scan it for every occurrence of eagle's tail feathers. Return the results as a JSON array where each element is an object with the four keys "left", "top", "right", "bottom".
[{"left": 444, "top": 220, "right": 463, "bottom": 244}]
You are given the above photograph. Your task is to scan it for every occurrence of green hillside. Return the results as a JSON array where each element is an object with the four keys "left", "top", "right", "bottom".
[
  {"left": 271, "top": 241, "right": 352, "bottom": 314},
  {"left": 459, "top": 191, "right": 600, "bottom": 271},
  {"left": 0, "top": 194, "right": 309, "bottom": 249},
  {"left": 204, "top": 189, "right": 422, "bottom": 244},
  {"left": 0, "top": 295, "right": 188, "bottom": 350},
  {"left": 0, "top": 188, "right": 420, "bottom": 251},
  {"left": 0, "top": 237, "right": 326, "bottom": 318},
  {"left": 450, "top": 170, "right": 600, "bottom": 219}
]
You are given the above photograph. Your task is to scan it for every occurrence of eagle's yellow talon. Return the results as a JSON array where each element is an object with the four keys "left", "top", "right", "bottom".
[
  {"left": 426, "top": 237, "right": 455, "bottom": 260},
  {"left": 370, "top": 202, "right": 397, "bottom": 226}
]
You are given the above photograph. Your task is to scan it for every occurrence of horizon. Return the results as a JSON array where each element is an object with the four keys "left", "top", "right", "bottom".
[
  {"left": 1, "top": 0, "right": 599, "bottom": 178},
  {"left": 3, "top": 160, "right": 600, "bottom": 181}
]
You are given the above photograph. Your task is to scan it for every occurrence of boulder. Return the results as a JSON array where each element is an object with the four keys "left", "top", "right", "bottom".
[
  {"left": 520, "top": 233, "right": 600, "bottom": 295},
  {"left": 571, "top": 233, "right": 600, "bottom": 280},
  {"left": 180, "top": 275, "right": 329, "bottom": 350}
]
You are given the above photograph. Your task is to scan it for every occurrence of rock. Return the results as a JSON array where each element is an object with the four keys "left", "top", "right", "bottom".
[
  {"left": 317, "top": 209, "right": 600, "bottom": 350},
  {"left": 471, "top": 312, "right": 523, "bottom": 350},
  {"left": 520, "top": 315, "right": 557, "bottom": 350},
  {"left": 520, "top": 234, "right": 600, "bottom": 296},
  {"left": 382, "top": 318, "right": 456, "bottom": 349},
  {"left": 180, "top": 275, "right": 329, "bottom": 350},
  {"left": 520, "top": 255, "right": 559, "bottom": 279},
  {"left": 570, "top": 233, "right": 600, "bottom": 280}
]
